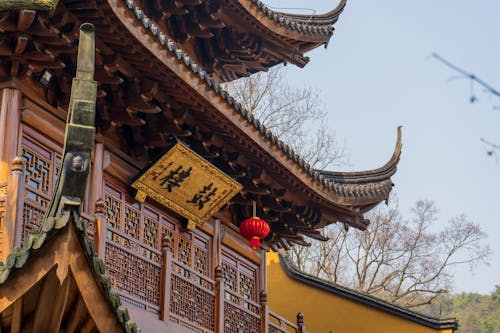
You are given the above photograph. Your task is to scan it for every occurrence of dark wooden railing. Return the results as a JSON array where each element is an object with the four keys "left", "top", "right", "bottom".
[
  {"left": 223, "top": 288, "right": 262, "bottom": 332},
  {"left": 105, "top": 225, "right": 162, "bottom": 313},
  {"left": 269, "top": 311, "right": 300, "bottom": 333},
  {"left": 169, "top": 258, "right": 216, "bottom": 332}
]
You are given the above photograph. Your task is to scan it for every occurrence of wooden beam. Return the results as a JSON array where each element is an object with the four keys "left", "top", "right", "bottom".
[
  {"left": 65, "top": 297, "right": 86, "bottom": 333},
  {"left": 68, "top": 226, "right": 126, "bottom": 332},
  {"left": 80, "top": 317, "right": 94, "bottom": 333},
  {"left": 10, "top": 298, "right": 23, "bottom": 333},
  {"left": 32, "top": 270, "right": 69, "bottom": 333}
]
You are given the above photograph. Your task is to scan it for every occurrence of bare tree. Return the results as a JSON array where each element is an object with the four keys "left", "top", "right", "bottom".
[
  {"left": 289, "top": 198, "right": 491, "bottom": 309},
  {"left": 224, "top": 65, "right": 348, "bottom": 169},
  {"left": 228, "top": 63, "right": 490, "bottom": 310}
]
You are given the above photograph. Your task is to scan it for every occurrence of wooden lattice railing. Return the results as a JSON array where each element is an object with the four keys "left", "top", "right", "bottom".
[
  {"left": 105, "top": 225, "right": 162, "bottom": 313},
  {"left": 169, "top": 258, "right": 216, "bottom": 332},
  {"left": 224, "top": 288, "right": 262, "bottom": 333},
  {"left": 269, "top": 311, "right": 300, "bottom": 333}
]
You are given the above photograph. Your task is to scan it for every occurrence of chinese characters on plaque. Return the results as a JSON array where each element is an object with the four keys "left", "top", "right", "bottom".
[{"left": 131, "top": 142, "right": 242, "bottom": 230}]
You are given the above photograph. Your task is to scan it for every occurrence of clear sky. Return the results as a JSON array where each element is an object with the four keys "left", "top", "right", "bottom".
[{"left": 265, "top": 0, "right": 500, "bottom": 294}]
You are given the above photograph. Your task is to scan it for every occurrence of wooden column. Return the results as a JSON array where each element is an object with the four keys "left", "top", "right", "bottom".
[
  {"left": 297, "top": 312, "right": 306, "bottom": 333},
  {"left": 91, "top": 143, "right": 104, "bottom": 214},
  {"left": 1, "top": 157, "right": 25, "bottom": 261},
  {"left": 94, "top": 199, "right": 107, "bottom": 259},
  {"left": 160, "top": 235, "right": 173, "bottom": 321},
  {"left": 0, "top": 88, "right": 21, "bottom": 183},
  {"left": 213, "top": 219, "right": 224, "bottom": 333},
  {"left": 91, "top": 143, "right": 106, "bottom": 259},
  {"left": 260, "top": 250, "right": 269, "bottom": 333}
]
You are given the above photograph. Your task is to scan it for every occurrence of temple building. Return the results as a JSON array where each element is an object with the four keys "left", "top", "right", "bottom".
[{"left": 0, "top": 0, "right": 456, "bottom": 332}]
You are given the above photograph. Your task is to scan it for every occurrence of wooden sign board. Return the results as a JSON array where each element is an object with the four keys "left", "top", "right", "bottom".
[{"left": 131, "top": 142, "right": 242, "bottom": 230}]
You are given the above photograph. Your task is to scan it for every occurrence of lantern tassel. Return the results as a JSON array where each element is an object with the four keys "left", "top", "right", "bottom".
[{"left": 249, "top": 237, "right": 260, "bottom": 254}]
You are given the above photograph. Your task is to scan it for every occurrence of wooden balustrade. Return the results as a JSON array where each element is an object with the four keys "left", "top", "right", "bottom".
[
  {"left": 223, "top": 286, "right": 262, "bottom": 332},
  {"left": 268, "top": 311, "right": 309, "bottom": 333},
  {"left": 169, "top": 260, "right": 216, "bottom": 332},
  {"left": 268, "top": 310, "right": 299, "bottom": 333}
]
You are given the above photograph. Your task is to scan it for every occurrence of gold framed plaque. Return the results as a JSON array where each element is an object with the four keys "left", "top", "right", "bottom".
[{"left": 131, "top": 141, "right": 242, "bottom": 230}]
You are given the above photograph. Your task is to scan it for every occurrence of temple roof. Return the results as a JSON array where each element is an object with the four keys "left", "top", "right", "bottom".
[
  {"left": 278, "top": 254, "right": 458, "bottom": 331},
  {"left": 0, "top": 0, "right": 401, "bottom": 247},
  {"left": 131, "top": 0, "right": 347, "bottom": 81},
  {"left": 120, "top": 0, "right": 402, "bottom": 231}
]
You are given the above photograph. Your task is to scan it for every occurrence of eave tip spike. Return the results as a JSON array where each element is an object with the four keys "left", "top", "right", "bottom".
[
  {"left": 76, "top": 23, "right": 96, "bottom": 81},
  {"left": 394, "top": 125, "right": 403, "bottom": 157},
  {"left": 81, "top": 22, "right": 95, "bottom": 33}
]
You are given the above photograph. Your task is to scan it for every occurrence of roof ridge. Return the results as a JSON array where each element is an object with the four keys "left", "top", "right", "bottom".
[
  {"left": 278, "top": 254, "right": 458, "bottom": 330},
  {"left": 0, "top": 210, "right": 140, "bottom": 333}
]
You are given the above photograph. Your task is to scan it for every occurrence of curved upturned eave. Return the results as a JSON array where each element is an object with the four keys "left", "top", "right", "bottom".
[
  {"left": 320, "top": 126, "right": 402, "bottom": 185},
  {"left": 235, "top": 0, "right": 347, "bottom": 44},
  {"left": 274, "top": 0, "right": 347, "bottom": 26}
]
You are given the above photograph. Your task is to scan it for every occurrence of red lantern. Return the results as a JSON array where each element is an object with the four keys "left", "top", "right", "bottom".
[{"left": 240, "top": 216, "right": 270, "bottom": 254}]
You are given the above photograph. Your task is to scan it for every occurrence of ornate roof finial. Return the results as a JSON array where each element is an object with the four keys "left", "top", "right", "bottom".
[{"left": 42, "top": 23, "right": 97, "bottom": 231}]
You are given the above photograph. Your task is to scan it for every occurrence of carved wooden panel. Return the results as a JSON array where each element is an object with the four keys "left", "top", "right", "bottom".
[
  {"left": 143, "top": 207, "right": 159, "bottom": 249},
  {"left": 221, "top": 250, "right": 258, "bottom": 302},
  {"left": 105, "top": 242, "right": 161, "bottom": 307},
  {"left": 177, "top": 236, "right": 192, "bottom": 267},
  {"left": 222, "top": 260, "right": 238, "bottom": 294},
  {"left": 221, "top": 249, "right": 261, "bottom": 332},
  {"left": 103, "top": 178, "right": 213, "bottom": 315},
  {"left": 22, "top": 139, "right": 54, "bottom": 207},
  {"left": 104, "top": 181, "right": 162, "bottom": 309},
  {"left": 170, "top": 274, "right": 215, "bottom": 331},
  {"left": 104, "top": 186, "right": 122, "bottom": 230},
  {"left": 193, "top": 237, "right": 209, "bottom": 276},
  {"left": 124, "top": 205, "right": 140, "bottom": 240},
  {"left": 22, "top": 200, "right": 45, "bottom": 240},
  {"left": 20, "top": 135, "right": 61, "bottom": 240},
  {"left": 161, "top": 217, "right": 212, "bottom": 278},
  {"left": 224, "top": 302, "right": 260, "bottom": 333}
]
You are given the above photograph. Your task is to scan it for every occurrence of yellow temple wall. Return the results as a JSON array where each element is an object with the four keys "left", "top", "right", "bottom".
[{"left": 267, "top": 252, "right": 453, "bottom": 333}]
